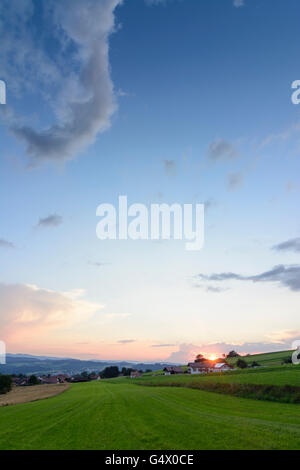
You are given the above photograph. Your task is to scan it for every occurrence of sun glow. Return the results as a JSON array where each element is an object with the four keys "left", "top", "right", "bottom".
[{"left": 208, "top": 354, "right": 217, "bottom": 361}]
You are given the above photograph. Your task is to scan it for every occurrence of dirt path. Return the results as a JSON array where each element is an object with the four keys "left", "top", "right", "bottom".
[{"left": 0, "top": 383, "right": 69, "bottom": 406}]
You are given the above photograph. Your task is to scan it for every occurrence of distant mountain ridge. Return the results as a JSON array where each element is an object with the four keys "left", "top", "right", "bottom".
[{"left": 0, "top": 353, "right": 180, "bottom": 376}]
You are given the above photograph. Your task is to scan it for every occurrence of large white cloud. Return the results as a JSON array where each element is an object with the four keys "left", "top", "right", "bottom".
[
  {"left": 1, "top": 0, "right": 122, "bottom": 165},
  {"left": 166, "top": 333, "right": 299, "bottom": 363},
  {"left": 0, "top": 283, "right": 103, "bottom": 342}
]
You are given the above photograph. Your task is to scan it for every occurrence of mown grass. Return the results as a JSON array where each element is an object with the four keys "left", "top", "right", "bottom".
[
  {"left": 137, "top": 380, "right": 300, "bottom": 404},
  {"left": 1, "top": 380, "right": 300, "bottom": 449},
  {"left": 132, "top": 365, "right": 300, "bottom": 403},
  {"left": 135, "top": 364, "right": 300, "bottom": 386}
]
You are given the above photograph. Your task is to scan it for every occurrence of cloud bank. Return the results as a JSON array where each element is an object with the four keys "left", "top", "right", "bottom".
[
  {"left": 227, "top": 172, "right": 244, "bottom": 190},
  {"left": 166, "top": 331, "right": 299, "bottom": 363},
  {"left": 36, "top": 214, "right": 63, "bottom": 228},
  {"left": 0, "top": 283, "right": 102, "bottom": 342},
  {"left": 207, "top": 139, "right": 239, "bottom": 161},
  {"left": 272, "top": 238, "right": 300, "bottom": 254},
  {"left": 0, "top": 239, "right": 15, "bottom": 249},
  {"left": 2, "top": 0, "right": 122, "bottom": 165},
  {"left": 233, "top": 0, "right": 244, "bottom": 7},
  {"left": 196, "top": 264, "right": 300, "bottom": 292}
]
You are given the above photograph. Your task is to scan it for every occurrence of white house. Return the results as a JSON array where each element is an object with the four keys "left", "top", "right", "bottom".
[
  {"left": 213, "top": 363, "right": 233, "bottom": 372},
  {"left": 187, "top": 362, "right": 214, "bottom": 374}
]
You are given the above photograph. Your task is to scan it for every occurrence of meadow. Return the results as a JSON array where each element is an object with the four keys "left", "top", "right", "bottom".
[
  {"left": 0, "top": 370, "right": 299, "bottom": 448},
  {"left": 227, "top": 350, "right": 293, "bottom": 367},
  {"left": 1, "top": 351, "right": 300, "bottom": 450},
  {"left": 135, "top": 365, "right": 300, "bottom": 388}
]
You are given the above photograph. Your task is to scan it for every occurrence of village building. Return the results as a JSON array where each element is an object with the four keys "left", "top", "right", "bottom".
[
  {"left": 39, "top": 376, "right": 60, "bottom": 385},
  {"left": 213, "top": 363, "right": 233, "bottom": 372},
  {"left": 130, "top": 371, "right": 142, "bottom": 378},
  {"left": 187, "top": 362, "right": 214, "bottom": 374},
  {"left": 163, "top": 366, "right": 183, "bottom": 375}
]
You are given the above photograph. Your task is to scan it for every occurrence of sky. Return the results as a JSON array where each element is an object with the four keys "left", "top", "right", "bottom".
[{"left": 1, "top": 0, "right": 300, "bottom": 363}]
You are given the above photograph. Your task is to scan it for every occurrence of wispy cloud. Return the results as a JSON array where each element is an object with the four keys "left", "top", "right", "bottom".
[
  {"left": 204, "top": 198, "right": 217, "bottom": 211},
  {"left": 151, "top": 343, "right": 176, "bottom": 348},
  {"left": 36, "top": 214, "right": 63, "bottom": 228},
  {"left": 0, "top": 238, "right": 15, "bottom": 249},
  {"left": 227, "top": 172, "right": 244, "bottom": 190},
  {"left": 207, "top": 139, "right": 239, "bottom": 161},
  {"left": 233, "top": 0, "right": 245, "bottom": 7},
  {"left": 272, "top": 238, "right": 300, "bottom": 254},
  {"left": 117, "top": 339, "right": 136, "bottom": 344},
  {"left": 195, "top": 285, "right": 227, "bottom": 293},
  {"left": 0, "top": 0, "right": 61, "bottom": 97},
  {"left": 88, "top": 261, "right": 110, "bottom": 267},
  {"left": 261, "top": 121, "right": 300, "bottom": 147},
  {"left": 196, "top": 264, "right": 300, "bottom": 292},
  {"left": 3, "top": 0, "right": 122, "bottom": 165},
  {"left": 145, "top": 0, "right": 171, "bottom": 5},
  {"left": 105, "top": 313, "right": 131, "bottom": 319},
  {"left": 163, "top": 159, "right": 176, "bottom": 176}
]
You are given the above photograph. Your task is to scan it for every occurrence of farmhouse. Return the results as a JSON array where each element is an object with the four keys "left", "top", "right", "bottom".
[
  {"left": 213, "top": 363, "right": 233, "bottom": 372},
  {"left": 130, "top": 371, "right": 142, "bottom": 378},
  {"left": 12, "top": 377, "right": 28, "bottom": 386},
  {"left": 39, "top": 376, "right": 60, "bottom": 385},
  {"left": 187, "top": 362, "right": 214, "bottom": 374},
  {"left": 163, "top": 366, "right": 183, "bottom": 375}
]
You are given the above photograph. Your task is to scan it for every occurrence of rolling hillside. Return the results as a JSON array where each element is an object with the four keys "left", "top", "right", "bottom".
[{"left": 227, "top": 350, "right": 294, "bottom": 367}]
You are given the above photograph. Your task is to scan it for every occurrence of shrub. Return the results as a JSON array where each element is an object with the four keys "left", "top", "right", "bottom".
[
  {"left": 28, "top": 375, "right": 40, "bottom": 386},
  {"left": 0, "top": 374, "right": 12, "bottom": 394},
  {"left": 100, "top": 366, "right": 120, "bottom": 379},
  {"left": 251, "top": 361, "right": 260, "bottom": 368},
  {"left": 236, "top": 359, "right": 248, "bottom": 369},
  {"left": 283, "top": 357, "right": 292, "bottom": 364},
  {"left": 226, "top": 350, "right": 240, "bottom": 358}
]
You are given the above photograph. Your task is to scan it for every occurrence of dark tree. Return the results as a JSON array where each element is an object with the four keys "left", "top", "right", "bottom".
[
  {"left": 195, "top": 354, "right": 205, "bottom": 363},
  {"left": 283, "top": 357, "right": 292, "bottom": 364},
  {"left": 236, "top": 359, "right": 248, "bottom": 369},
  {"left": 0, "top": 375, "right": 12, "bottom": 394},
  {"left": 121, "top": 367, "right": 133, "bottom": 376},
  {"left": 226, "top": 350, "right": 240, "bottom": 358},
  {"left": 28, "top": 375, "right": 40, "bottom": 385},
  {"left": 100, "top": 366, "right": 120, "bottom": 379}
]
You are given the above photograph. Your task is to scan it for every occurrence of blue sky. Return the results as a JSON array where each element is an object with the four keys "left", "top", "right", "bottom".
[{"left": 0, "top": 0, "right": 300, "bottom": 362}]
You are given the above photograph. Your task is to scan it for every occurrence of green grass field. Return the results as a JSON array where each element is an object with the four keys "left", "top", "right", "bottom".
[
  {"left": 227, "top": 350, "right": 293, "bottom": 367},
  {"left": 135, "top": 365, "right": 300, "bottom": 388},
  {"left": 1, "top": 350, "right": 300, "bottom": 450},
  {"left": 1, "top": 377, "right": 300, "bottom": 449}
]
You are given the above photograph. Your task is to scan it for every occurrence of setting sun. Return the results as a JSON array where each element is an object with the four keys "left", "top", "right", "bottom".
[{"left": 209, "top": 355, "right": 217, "bottom": 361}]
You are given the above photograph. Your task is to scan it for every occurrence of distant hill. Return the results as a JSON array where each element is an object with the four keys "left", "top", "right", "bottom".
[
  {"left": 0, "top": 353, "right": 179, "bottom": 376},
  {"left": 227, "top": 350, "right": 293, "bottom": 367}
]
